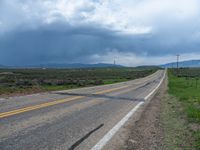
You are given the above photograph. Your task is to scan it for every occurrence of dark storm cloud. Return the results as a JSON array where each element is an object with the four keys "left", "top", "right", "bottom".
[
  {"left": 0, "top": 24, "right": 116, "bottom": 65},
  {"left": 1, "top": 22, "right": 200, "bottom": 66}
]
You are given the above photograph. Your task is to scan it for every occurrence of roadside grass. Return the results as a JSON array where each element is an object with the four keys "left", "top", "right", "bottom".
[
  {"left": 168, "top": 70, "right": 200, "bottom": 149},
  {"left": 42, "top": 84, "right": 79, "bottom": 91},
  {"left": 161, "top": 95, "right": 195, "bottom": 149},
  {"left": 0, "top": 68, "right": 158, "bottom": 96}
]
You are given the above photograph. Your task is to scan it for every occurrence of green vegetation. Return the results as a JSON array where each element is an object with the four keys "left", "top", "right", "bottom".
[
  {"left": 0, "top": 67, "right": 158, "bottom": 95},
  {"left": 168, "top": 68, "right": 200, "bottom": 149}
]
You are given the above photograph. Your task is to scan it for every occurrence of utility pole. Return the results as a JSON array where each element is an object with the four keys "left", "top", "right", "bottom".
[
  {"left": 176, "top": 54, "right": 180, "bottom": 75},
  {"left": 114, "top": 59, "right": 116, "bottom": 66}
]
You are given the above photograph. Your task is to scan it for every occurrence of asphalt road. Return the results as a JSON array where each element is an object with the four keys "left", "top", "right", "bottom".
[{"left": 0, "top": 70, "right": 165, "bottom": 150}]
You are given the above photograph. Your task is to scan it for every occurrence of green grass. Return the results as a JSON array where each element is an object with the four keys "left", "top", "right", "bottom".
[
  {"left": 194, "top": 131, "right": 200, "bottom": 149},
  {"left": 168, "top": 71, "right": 200, "bottom": 122},
  {"left": 168, "top": 69, "right": 200, "bottom": 149}
]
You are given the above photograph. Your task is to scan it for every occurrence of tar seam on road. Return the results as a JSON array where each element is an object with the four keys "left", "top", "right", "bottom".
[
  {"left": 68, "top": 124, "right": 104, "bottom": 150},
  {"left": 91, "top": 70, "right": 166, "bottom": 150},
  {"left": 0, "top": 85, "right": 129, "bottom": 119}
]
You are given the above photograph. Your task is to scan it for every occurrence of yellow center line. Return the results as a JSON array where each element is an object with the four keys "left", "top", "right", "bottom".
[
  {"left": 0, "top": 85, "right": 129, "bottom": 119},
  {"left": 94, "top": 85, "right": 129, "bottom": 94}
]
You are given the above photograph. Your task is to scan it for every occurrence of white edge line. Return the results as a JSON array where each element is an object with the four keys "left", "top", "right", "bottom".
[
  {"left": 91, "top": 70, "right": 166, "bottom": 150},
  {"left": 91, "top": 101, "right": 144, "bottom": 150},
  {"left": 144, "top": 70, "right": 166, "bottom": 100}
]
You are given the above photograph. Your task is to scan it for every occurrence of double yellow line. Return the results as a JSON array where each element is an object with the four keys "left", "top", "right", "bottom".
[{"left": 0, "top": 85, "right": 129, "bottom": 119}]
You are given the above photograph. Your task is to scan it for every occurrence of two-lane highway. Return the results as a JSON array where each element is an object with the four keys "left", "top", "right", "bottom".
[{"left": 0, "top": 70, "right": 165, "bottom": 150}]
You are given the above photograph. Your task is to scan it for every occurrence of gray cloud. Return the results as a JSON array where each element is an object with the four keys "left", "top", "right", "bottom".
[{"left": 0, "top": 0, "right": 200, "bottom": 66}]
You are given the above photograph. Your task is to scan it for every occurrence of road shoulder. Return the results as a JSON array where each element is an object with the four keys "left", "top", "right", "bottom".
[
  {"left": 103, "top": 73, "right": 166, "bottom": 150},
  {"left": 104, "top": 75, "right": 196, "bottom": 150}
]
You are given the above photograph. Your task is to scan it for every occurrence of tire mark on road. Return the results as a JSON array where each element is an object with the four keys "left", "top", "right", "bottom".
[{"left": 69, "top": 124, "right": 104, "bottom": 150}]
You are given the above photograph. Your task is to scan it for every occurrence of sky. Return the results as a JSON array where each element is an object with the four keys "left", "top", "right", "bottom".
[{"left": 0, "top": 0, "right": 200, "bottom": 66}]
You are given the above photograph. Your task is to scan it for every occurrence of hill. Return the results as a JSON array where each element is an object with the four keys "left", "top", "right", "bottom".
[{"left": 161, "top": 60, "right": 200, "bottom": 68}]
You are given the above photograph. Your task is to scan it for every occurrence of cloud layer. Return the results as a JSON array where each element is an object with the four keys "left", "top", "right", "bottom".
[{"left": 0, "top": 0, "right": 200, "bottom": 66}]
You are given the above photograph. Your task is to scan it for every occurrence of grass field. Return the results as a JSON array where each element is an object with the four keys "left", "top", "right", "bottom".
[
  {"left": 168, "top": 68, "right": 200, "bottom": 149},
  {"left": 0, "top": 67, "right": 158, "bottom": 96}
]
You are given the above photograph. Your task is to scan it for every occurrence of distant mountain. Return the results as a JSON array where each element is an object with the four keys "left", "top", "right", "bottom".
[
  {"left": 161, "top": 60, "right": 200, "bottom": 68},
  {"left": 0, "top": 64, "right": 5, "bottom": 68},
  {"left": 3, "top": 63, "right": 123, "bottom": 68}
]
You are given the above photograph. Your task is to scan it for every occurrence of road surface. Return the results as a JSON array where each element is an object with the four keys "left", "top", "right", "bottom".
[{"left": 0, "top": 70, "right": 165, "bottom": 150}]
